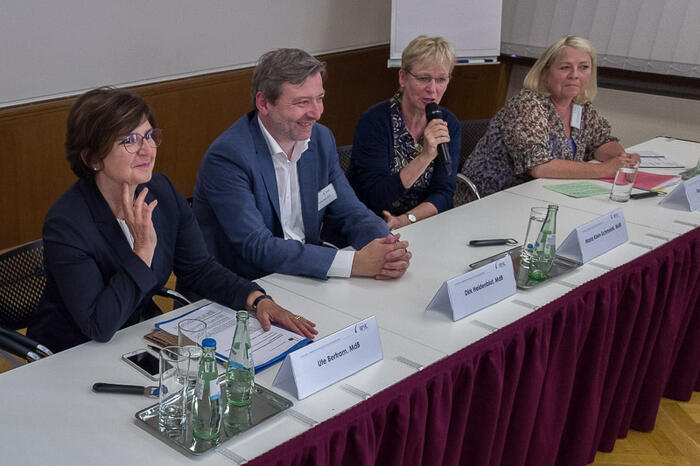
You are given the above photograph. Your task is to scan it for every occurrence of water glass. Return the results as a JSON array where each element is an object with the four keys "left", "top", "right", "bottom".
[
  {"left": 158, "top": 346, "right": 191, "bottom": 431},
  {"left": 178, "top": 319, "right": 207, "bottom": 387},
  {"left": 609, "top": 164, "right": 639, "bottom": 202},
  {"left": 517, "top": 207, "right": 547, "bottom": 286}
]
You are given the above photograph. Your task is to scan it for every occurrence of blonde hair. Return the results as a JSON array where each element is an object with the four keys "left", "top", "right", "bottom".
[
  {"left": 401, "top": 35, "right": 456, "bottom": 75},
  {"left": 523, "top": 36, "right": 597, "bottom": 103}
]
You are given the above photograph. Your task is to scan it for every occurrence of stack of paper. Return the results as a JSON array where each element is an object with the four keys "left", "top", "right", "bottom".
[{"left": 155, "top": 302, "right": 312, "bottom": 372}]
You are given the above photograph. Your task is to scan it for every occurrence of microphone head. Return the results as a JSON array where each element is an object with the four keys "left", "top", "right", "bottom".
[{"left": 425, "top": 102, "right": 442, "bottom": 121}]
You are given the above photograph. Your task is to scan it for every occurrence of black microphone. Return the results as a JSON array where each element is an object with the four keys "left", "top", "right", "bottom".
[{"left": 425, "top": 102, "right": 452, "bottom": 175}]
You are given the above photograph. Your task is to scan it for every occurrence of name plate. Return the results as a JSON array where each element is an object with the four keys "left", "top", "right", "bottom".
[
  {"left": 426, "top": 255, "right": 516, "bottom": 321},
  {"left": 272, "top": 316, "right": 382, "bottom": 400},
  {"left": 557, "top": 208, "right": 628, "bottom": 263},
  {"left": 659, "top": 176, "right": 700, "bottom": 211}
]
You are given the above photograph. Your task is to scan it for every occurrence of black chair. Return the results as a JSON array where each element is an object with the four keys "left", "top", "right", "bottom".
[
  {"left": 0, "top": 239, "right": 189, "bottom": 366},
  {"left": 0, "top": 240, "right": 52, "bottom": 363},
  {"left": 454, "top": 119, "right": 490, "bottom": 206},
  {"left": 337, "top": 145, "right": 353, "bottom": 173}
]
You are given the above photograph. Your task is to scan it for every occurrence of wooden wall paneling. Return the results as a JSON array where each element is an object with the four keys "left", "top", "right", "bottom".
[
  {"left": 0, "top": 45, "right": 510, "bottom": 250},
  {"left": 441, "top": 62, "right": 512, "bottom": 120},
  {"left": 0, "top": 100, "right": 76, "bottom": 247},
  {"left": 138, "top": 69, "right": 256, "bottom": 197},
  {"left": 320, "top": 46, "right": 398, "bottom": 146}
]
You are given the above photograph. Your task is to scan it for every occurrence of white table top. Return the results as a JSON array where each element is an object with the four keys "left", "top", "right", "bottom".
[
  {"left": 1, "top": 137, "right": 697, "bottom": 465},
  {"left": 505, "top": 137, "right": 700, "bottom": 235}
]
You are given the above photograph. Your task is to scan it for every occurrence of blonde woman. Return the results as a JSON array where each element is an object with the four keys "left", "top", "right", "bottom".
[
  {"left": 462, "top": 36, "right": 639, "bottom": 197},
  {"left": 347, "top": 36, "right": 461, "bottom": 229}
]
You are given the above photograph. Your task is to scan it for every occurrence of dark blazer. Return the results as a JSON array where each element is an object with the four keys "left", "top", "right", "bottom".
[
  {"left": 28, "top": 174, "right": 261, "bottom": 352},
  {"left": 347, "top": 100, "right": 461, "bottom": 216},
  {"left": 193, "top": 111, "right": 390, "bottom": 280}
]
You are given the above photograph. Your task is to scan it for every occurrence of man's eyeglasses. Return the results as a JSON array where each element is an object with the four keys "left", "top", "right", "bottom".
[
  {"left": 406, "top": 71, "right": 450, "bottom": 86},
  {"left": 119, "top": 128, "right": 163, "bottom": 154}
]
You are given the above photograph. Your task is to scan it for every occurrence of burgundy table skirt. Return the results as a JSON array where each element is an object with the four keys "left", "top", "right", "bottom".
[{"left": 250, "top": 227, "right": 700, "bottom": 466}]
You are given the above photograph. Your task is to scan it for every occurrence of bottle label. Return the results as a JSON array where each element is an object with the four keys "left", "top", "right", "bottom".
[
  {"left": 194, "top": 379, "right": 204, "bottom": 400},
  {"left": 209, "top": 380, "right": 221, "bottom": 400},
  {"left": 545, "top": 234, "right": 556, "bottom": 248}
]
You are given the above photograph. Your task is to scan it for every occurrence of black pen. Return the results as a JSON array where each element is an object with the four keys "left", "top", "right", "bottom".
[{"left": 629, "top": 191, "right": 661, "bottom": 200}]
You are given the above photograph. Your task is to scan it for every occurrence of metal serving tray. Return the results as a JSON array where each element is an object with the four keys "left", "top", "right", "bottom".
[
  {"left": 135, "top": 376, "right": 292, "bottom": 456},
  {"left": 469, "top": 246, "right": 582, "bottom": 289}
]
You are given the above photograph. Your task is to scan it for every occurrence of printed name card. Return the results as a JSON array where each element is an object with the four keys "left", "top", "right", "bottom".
[
  {"left": 426, "top": 255, "right": 516, "bottom": 321},
  {"left": 272, "top": 316, "right": 382, "bottom": 400},
  {"left": 659, "top": 176, "right": 700, "bottom": 211},
  {"left": 557, "top": 208, "right": 628, "bottom": 263}
]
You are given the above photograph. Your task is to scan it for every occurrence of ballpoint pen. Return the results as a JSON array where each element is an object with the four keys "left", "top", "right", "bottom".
[{"left": 629, "top": 191, "right": 664, "bottom": 199}]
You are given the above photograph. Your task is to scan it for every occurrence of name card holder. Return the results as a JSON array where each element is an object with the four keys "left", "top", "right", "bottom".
[
  {"left": 426, "top": 255, "right": 516, "bottom": 321},
  {"left": 659, "top": 176, "right": 700, "bottom": 211},
  {"left": 557, "top": 208, "right": 628, "bottom": 263},
  {"left": 272, "top": 316, "right": 382, "bottom": 400}
]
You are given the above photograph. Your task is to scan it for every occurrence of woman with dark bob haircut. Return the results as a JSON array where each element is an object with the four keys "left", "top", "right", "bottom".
[{"left": 28, "top": 87, "right": 316, "bottom": 352}]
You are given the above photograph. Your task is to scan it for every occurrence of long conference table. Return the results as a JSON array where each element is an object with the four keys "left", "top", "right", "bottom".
[{"left": 1, "top": 137, "right": 698, "bottom": 465}]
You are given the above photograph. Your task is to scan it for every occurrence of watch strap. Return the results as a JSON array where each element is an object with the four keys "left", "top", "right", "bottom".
[{"left": 251, "top": 294, "right": 273, "bottom": 311}]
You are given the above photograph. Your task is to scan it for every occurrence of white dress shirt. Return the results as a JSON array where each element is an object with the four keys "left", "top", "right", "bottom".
[{"left": 257, "top": 116, "right": 354, "bottom": 277}]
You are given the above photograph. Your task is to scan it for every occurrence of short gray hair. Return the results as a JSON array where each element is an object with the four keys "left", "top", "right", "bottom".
[
  {"left": 251, "top": 48, "right": 327, "bottom": 105},
  {"left": 401, "top": 35, "right": 456, "bottom": 75}
]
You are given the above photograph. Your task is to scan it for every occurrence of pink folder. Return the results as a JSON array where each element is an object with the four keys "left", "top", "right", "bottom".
[{"left": 599, "top": 171, "right": 680, "bottom": 191}]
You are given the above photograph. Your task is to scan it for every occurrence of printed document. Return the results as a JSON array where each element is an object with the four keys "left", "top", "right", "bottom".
[{"left": 155, "top": 302, "right": 311, "bottom": 372}]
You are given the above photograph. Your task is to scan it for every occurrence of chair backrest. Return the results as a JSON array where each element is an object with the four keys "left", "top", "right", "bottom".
[
  {"left": 459, "top": 119, "right": 490, "bottom": 170},
  {"left": 337, "top": 145, "right": 353, "bottom": 173},
  {"left": 0, "top": 240, "right": 46, "bottom": 330}
]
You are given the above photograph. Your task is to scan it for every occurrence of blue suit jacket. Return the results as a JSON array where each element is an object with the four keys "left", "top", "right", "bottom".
[
  {"left": 193, "top": 111, "right": 390, "bottom": 280},
  {"left": 28, "top": 174, "right": 261, "bottom": 352}
]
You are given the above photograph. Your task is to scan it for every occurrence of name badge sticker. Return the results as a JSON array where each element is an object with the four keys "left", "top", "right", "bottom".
[
  {"left": 273, "top": 316, "right": 382, "bottom": 400},
  {"left": 557, "top": 208, "right": 628, "bottom": 263},
  {"left": 318, "top": 183, "right": 338, "bottom": 211},
  {"left": 426, "top": 255, "right": 516, "bottom": 321},
  {"left": 571, "top": 104, "right": 582, "bottom": 129}
]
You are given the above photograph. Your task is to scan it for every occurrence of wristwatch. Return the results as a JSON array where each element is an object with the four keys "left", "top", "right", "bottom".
[
  {"left": 406, "top": 213, "right": 417, "bottom": 224},
  {"left": 250, "top": 294, "right": 273, "bottom": 311}
]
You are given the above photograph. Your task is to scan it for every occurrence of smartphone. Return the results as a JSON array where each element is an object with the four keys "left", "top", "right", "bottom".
[{"left": 121, "top": 349, "right": 165, "bottom": 381}]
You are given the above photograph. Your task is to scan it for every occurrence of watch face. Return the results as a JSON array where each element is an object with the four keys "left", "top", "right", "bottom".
[{"left": 407, "top": 214, "right": 417, "bottom": 223}]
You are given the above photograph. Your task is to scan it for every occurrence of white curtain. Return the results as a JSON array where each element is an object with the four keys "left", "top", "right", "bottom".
[{"left": 501, "top": 0, "right": 700, "bottom": 78}]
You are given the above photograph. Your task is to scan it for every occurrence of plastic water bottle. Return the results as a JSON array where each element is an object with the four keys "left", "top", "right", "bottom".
[
  {"left": 191, "top": 338, "right": 222, "bottom": 441},
  {"left": 225, "top": 311, "right": 255, "bottom": 407},
  {"left": 529, "top": 204, "right": 558, "bottom": 282}
]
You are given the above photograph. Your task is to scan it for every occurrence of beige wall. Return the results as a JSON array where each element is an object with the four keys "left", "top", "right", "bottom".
[{"left": 508, "top": 64, "right": 700, "bottom": 147}]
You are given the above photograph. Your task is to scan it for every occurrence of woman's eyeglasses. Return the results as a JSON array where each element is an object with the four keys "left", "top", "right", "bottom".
[
  {"left": 407, "top": 71, "right": 450, "bottom": 86},
  {"left": 119, "top": 128, "right": 163, "bottom": 153}
]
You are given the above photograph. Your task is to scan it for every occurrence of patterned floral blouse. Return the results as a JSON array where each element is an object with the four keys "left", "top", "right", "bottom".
[
  {"left": 461, "top": 89, "right": 617, "bottom": 196},
  {"left": 387, "top": 92, "right": 434, "bottom": 213}
]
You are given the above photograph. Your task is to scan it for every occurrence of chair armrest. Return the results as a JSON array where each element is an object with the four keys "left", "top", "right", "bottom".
[
  {"left": 0, "top": 333, "right": 41, "bottom": 362},
  {"left": 155, "top": 287, "right": 191, "bottom": 307},
  {"left": 456, "top": 173, "right": 481, "bottom": 200},
  {"left": 0, "top": 325, "right": 52, "bottom": 356}
]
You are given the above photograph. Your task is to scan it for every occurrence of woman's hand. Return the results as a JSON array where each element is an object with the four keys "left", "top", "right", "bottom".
[
  {"left": 121, "top": 183, "right": 158, "bottom": 267},
  {"left": 421, "top": 118, "right": 450, "bottom": 160},
  {"left": 382, "top": 210, "right": 407, "bottom": 230},
  {"left": 251, "top": 294, "right": 318, "bottom": 339},
  {"left": 598, "top": 154, "right": 639, "bottom": 178}
]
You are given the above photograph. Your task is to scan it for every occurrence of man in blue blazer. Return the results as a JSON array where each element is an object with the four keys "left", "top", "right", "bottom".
[{"left": 194, "top": 48, "right": 412, "bottom": 280}]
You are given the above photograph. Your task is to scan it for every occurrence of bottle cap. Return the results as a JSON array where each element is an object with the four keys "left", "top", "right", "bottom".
[{"left": 202, "top": 338, "right": 216, "bottom": 348}]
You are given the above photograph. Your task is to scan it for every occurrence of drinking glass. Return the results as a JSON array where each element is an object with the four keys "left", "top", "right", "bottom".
[
  {"left": 178, "top": 319, "right": 207, "bottom": 388},
  {"left": 158, "top": 346, "right": 191, "bottom": 431},
  {"left": 609, "top": 163, "right": 639, "bottom": 202},
  {"left": 517, "top": 207, "right": 547, "bottom": 286}
]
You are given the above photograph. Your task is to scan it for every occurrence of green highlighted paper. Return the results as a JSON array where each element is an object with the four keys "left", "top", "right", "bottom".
[{"left": 544, "top": 181, "right": 611, "bottom": 198}]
